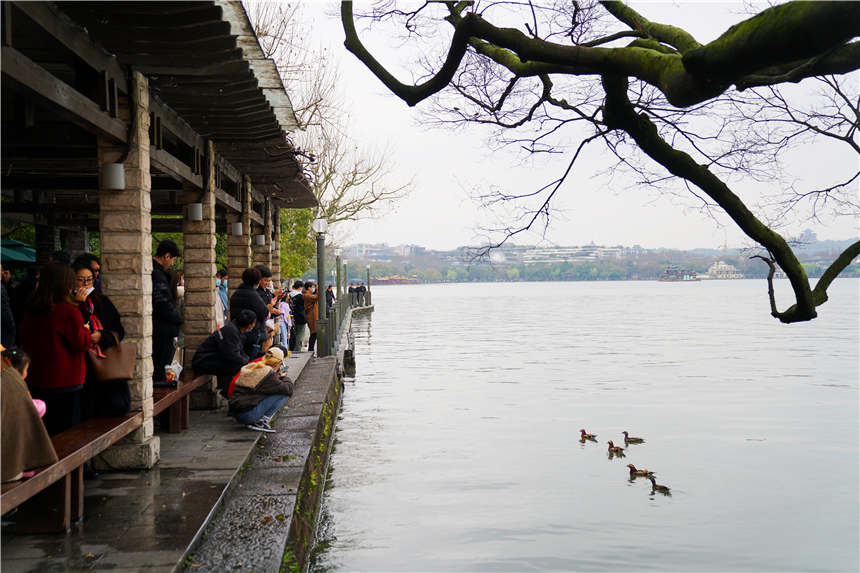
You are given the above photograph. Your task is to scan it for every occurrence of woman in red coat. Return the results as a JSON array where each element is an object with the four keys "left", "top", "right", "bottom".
[{"left": 22, "top": 262, "right": 93, "bottom": 436}]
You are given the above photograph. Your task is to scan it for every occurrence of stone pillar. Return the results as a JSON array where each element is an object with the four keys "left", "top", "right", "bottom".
[
  {"left": 34, "top": 217, "right": 60, "bottom": 264},
  {"left": 271, "top": 208, "right": 281, "bottom": 288},
  {"left": 226, "top": 176, "right": 253, "bottom": 306},
  {"left": 93, "top": 70, "right": 159, "bottom": 470},
  {"left": 252, "top": 199, "right": 272, "bottom": 270},
  {"left": 67, "top": 226, "right": 90, "bottom": 259},
  {"left": 185, "top": 141, "right": 219, "bottom": 409}
]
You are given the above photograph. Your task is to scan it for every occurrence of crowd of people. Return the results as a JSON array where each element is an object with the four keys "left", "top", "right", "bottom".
[{"left": 0, "top": 238, "right": 355, "bottom": 483}]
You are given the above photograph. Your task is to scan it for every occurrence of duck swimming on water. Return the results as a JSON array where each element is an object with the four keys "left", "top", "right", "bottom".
[
  {"left": 580, "top": 429, "right": 597, "bottom": 440},
  {"left": 647, "top": 475, "right": 670, "bottom": 493},
  {"left": 607, "top": 441, "right": 624, "bottom": 453},
  {"left": 622, "top": 431, "right": 644, "bottom": 443},
  {"left": 626, "top": 464, "right": 653, "bottom": 477}
]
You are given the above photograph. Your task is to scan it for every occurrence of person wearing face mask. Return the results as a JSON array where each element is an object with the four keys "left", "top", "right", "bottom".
[
  {"left": 73, "top": 262, "right": 129, "bottom": 422},
  {"left": 227, "top": 346, "right": 293, "bottom": 433},
  {"left": 192, "top": 309, "right": 257, "bottom": 382}
]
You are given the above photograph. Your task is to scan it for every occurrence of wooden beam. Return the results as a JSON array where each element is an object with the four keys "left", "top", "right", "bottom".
[
  {"left": 150, "top": 147, "right": 202, "bottom": 189},
  {"left": 213, "top": 187, "right": 241, "bottom": 214},
  {"left": 148, "top": 95, "right": 205, "bottom": 154},
  {"left": 1, "top": 47, "right": 127, "bottom": 144},
  {"left": 1, "top": 203, "right": 100, "bottom": 214},
  {"left": 11, "top": 2, "right": 128, "bottom": 96}
]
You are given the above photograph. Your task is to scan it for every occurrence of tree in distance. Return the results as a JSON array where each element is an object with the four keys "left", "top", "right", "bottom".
[
  {"left": 340, "top": 0, "right": 860, "bottom": 323},
  {"left": 248, "top": 1, "right": 415, "bottom": 259}
]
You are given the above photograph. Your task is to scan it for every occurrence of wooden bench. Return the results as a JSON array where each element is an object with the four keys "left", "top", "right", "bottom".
[
  {"left": 152, "top": 369, "right": 211, "bottom": 433},
  {"left": 0, "top": 412, "right": 143, "bottom": 534},
  {"left": 0, "top": 370, "right": 210, "bottom": 534}
]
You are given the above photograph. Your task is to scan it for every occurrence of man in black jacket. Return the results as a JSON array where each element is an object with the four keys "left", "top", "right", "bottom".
[
  {"left": 152, "top": 239, "right": 183, "bottom": 387},
  {"left": 229, "top": 267, "right": 270, "bottom": 358},
  {"left": 192, "top": 310, "right": 256, "bottom": 381},
  {"left": 288, "top": 280, "right": 306, "bottom": 352}
]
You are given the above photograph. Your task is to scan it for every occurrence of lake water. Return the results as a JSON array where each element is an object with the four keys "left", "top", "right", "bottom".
[{"left": 309, "top": 279, "right": 859, "bottom": 572}]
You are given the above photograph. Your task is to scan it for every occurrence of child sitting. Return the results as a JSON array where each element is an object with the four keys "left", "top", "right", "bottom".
[{"left": 1, "top": 347, "right": 58, "bottom": 482}]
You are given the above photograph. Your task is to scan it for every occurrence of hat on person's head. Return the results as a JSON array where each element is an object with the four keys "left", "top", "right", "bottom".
[{"left": 265, "top": 347, "right": 285, "bottom": 362}]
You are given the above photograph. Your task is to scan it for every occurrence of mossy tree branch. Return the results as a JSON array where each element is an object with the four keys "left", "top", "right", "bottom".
[
  {"left": 342, "top": 1, "right": 860, "bottom": 108},
  {"left": 600, "top": 74, "right": 822, "bottom": 323}
]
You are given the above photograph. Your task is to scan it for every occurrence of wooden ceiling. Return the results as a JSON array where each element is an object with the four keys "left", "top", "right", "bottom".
[{"left": 1, "top": 0, "right": 316, "bottom": 231}]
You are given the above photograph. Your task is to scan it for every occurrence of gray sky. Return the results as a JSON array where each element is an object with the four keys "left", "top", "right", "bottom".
[{"left": 302, "top": 1, "right": 858, "bottom": 252}]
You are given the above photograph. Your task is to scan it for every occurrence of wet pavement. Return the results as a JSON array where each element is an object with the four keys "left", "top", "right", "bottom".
[{"left": 0, "top": 350, "right": 331, "bottom": 573}]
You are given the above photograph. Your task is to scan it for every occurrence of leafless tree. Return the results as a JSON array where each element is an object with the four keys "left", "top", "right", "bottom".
[
  {"left": 244, "top": 1, "right": 415, "bottom": 243},
  {"left": 340, "top": 0, "right": 860, "bottom": 323}
]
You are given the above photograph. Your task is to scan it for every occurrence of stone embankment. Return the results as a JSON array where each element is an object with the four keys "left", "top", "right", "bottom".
[
  {"left": 187, "top": 355, "right": 342, "bottom": 573},
  {"left": 0, "top": 305, "right": 373, "bottom": 573}
]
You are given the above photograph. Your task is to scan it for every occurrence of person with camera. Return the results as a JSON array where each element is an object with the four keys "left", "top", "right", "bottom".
[{"left": 303, "top": 281, "right": 319, "bottom": 353}]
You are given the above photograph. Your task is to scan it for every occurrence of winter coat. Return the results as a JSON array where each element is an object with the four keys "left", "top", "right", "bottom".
[
  {"left": 304, "top": 291, "right": 319, "bottom": 334},
  {"left": 289, "top": 290, "right": 306, "bottom": 325},
  {"left": 229, "top": 283, "right": 270, "bottom": 349},
  {"left": 192, "top": 321, "right": 250, "bottom": 373},
  {"left": 1, "top": 284, "right": 14, "bottom": 349},
  {"left": 22, "top": 302, "right": 92, "bottom": 390},
  {"left": 152, "top": 260, "right": 183, "bottom": 337},
  {"left": 1, "top": 363, "right": 58, "bottom": 482},
  {"left": 228, "top": 363, "right": 293, "bottom": 415}
]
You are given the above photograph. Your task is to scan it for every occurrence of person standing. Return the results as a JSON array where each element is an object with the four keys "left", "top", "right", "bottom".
[
  {"left": 289, "top": 280, "right": 307, "bottom": 352},
  {"left": 73, "top": 261, "right": 129, "bottom": 419},
  {"left": 229, "top": 267, "right": 270, "bottom": 359},
  {"left": 1, "top": 265, "right": 20, "bottom": 294},
  {"left": 21, "top": 262, "right": 93, "bottom": 436},
  {"left": 75, "top": 253, "right": 101, "bottom": 293},
  {"left": 167, "top": 269, "right": 185, "bottom": 364},
  {"left": 325, "top": 284, "right": 335, "bottom": 314},
  {"left": 357, "top": 282, "right": 367, "bottom": 305},
  {"left": 152, "top": 239, "right": 183, "bottom": 388},
  {"left": 215, "top": 269, "right": 229, "bottom": 326},
  {"left": 1, "top": 281, "right": 14, "bottom": 349},
  {"left": 303, "top": 281, "right": 319, "bottom": 353},
  {"left": 11, "top": 264, "right": 39, "bottom": 347}
]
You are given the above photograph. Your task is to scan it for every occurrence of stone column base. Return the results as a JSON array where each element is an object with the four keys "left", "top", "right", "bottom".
[
  {"left": 190, "top": 376, "right": 224, "bottom": 410},
  {"left": 190, "top": 391, "right": 223, "bottom": 411},
  {"left": 92, "top": 436, "right": 160, "bottom": 471}
]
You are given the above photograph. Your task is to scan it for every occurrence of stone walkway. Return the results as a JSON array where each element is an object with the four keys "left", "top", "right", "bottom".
[{"left": 0, "top": 351, "right": 326, "bottom": 573}]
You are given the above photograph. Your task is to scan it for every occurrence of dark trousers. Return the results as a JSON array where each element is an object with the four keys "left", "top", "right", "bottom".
[
  {"left": 288, "top": 325, "right": 297, "bottom": 352},
  {"left": 80, "top": 371, "right": 131, "bottom": 421},
  {"left": 192, "top": 355, "right": 244, "bottom": 382},
  {"left": 307, "top": 332, "right": 317, "bottom": 352},
  {"left": 152, "top": 335, "right": 175, "bottom": 383},
  {"left": 28, "top": 386, "right": 82, "bottom": 437}
]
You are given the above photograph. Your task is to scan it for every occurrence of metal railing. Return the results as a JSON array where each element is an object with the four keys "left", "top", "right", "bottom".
[{"left": 324, "top": 289, "right": 371, "bottom": 357}]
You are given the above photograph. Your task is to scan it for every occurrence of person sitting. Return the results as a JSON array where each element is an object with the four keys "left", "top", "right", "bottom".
[
  {"left": 1, "top": 346, "right": 58, "bottom": 483},
  {"left": 227, "top": 347, "right": 294, "bottom": 433},
  {"left": 192, "top": 310, "right": 257, "bottom": 382}
]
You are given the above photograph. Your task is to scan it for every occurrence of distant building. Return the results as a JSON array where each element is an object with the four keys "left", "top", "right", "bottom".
[
  {"left": 708, "top": 261, "right": 744, "bottom": 279},
  {"left": 522, "top": 243, "right": 624, "bottom": 265}
]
